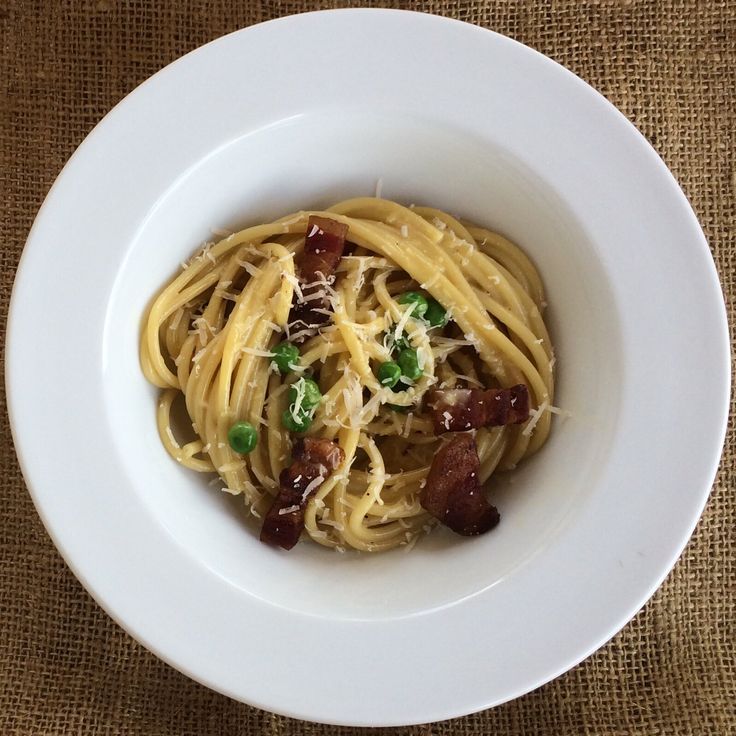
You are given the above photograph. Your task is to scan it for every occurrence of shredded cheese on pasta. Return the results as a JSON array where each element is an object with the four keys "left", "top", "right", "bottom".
[{"left": 141, "top": 198, "right": 555, "bottom": 552}]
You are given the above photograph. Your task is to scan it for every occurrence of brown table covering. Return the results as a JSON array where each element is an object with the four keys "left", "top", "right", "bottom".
[{"left": 1, "top": 2, "right": 734, "bottom": 734}]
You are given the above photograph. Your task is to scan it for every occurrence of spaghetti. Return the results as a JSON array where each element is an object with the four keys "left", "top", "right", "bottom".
[{"left": 141, "top": 197, "right": 555, "bottom": 552}]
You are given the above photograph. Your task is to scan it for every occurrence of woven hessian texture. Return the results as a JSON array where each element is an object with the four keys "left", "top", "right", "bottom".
[{"left": 1, "top": 1, "right": 734, "bottom": 734}]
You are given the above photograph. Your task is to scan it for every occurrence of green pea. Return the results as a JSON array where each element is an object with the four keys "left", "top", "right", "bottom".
[
  {"left": 396, "top": 291, "right": 428, "bottom": 318},
  {"left": 377, "top": 361, "right": 401, "bottom": 388},
  {"left": 397, "top": 348, "right": 422, "bottom": 381},
  {"left": 282, "top": 407, "right": 312, "bottom": 433},
  {"left": 271, "top": 342, "right": 300, "bottom": 374},
  {"left": 425, "top": 298, "right": 448, "bottom": 327},
  {"left": 227, "top": 421, "right": 258, "bottom": 454},
  {"left": 288, "top": 377, "right": 322, "bottom": 409}
]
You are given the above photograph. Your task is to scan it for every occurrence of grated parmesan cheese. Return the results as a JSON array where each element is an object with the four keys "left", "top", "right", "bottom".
[
  {"left": 191, "top": 347, "right": 208, "bottom": 364},
  {"left": 281, "top": 270, "right": 303, "bottom": 302},
  {"left": 240, "top": 347, "right": 275, "bottom": 358},
  {"left": 301, "top": 475, "right": 325, "bottom": 502},
  {"left": 168, "top": 309, "right": 184, "bottom": 332},
  {"left": 416, "top": 345, "right": 429, "bottom": 371},
  {"left": 239, "top": 261, "right": 262, "bottom": 278},
  {"left": 419, "top": 275, "right": 440, "bottom": 291},
  {"left": 442, "top": 411, "right": 452, "bottom": 430},
  {"left": 393, "top": 301, "right": 417, "bottom": 341},
  {"left": 432, "top": 336, "right": 474, "bottom": 347},
  {"left": 288, "top": 328, "right": 317, "bottom": 343},
  {"left": 216, "top": 290, "right": 239, "bottom": 302},
  {"left": 546, "top": 404, "right": 572, "bottom": 423},
  {"left": 402, "top": 533, "right": 419, "bottom": 553},
  {"left": 218, "top": 461, "right": 244, "bottom": 473},
  {"left": 289, "top": 377, "right": 308, "bottom": 423},
  {"left": 463, "top": 332, "right": 481, "bottom": 349},
  {"left": 359, "top": 390, "right": 384, "bottom": 423},
  {"left": 454, "top": 373, "right": 483, "bottom": 387},
  {"left": 522, "top": 401, "right": 549, "bottom": 436}
]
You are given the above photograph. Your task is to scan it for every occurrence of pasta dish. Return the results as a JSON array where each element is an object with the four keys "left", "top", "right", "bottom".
[{"left": 141, "top": 198, "right": 555, "bottom": 552}]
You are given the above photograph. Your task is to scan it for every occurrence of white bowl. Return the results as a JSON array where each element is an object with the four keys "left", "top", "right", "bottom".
[{"left": 6, "top": 9, "right": 729, "bottom": 726}]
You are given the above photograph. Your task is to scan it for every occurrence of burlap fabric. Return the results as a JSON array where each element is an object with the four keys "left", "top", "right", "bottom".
[{"left": 1, "top": 1, "right": 734, "bottom": 734}]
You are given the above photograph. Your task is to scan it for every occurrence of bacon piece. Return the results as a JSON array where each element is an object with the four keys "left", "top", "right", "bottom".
[
  {"left": 288, "top": 216, "right": 348, "bottom": 340},
  {"left": 260, "top": 437, "right": 345, "bottom": 550},
  {"left": 427, "top": 385, "right": 529, "bottom": 434},
  {"left": 300, "top": 216, "right": 348, "bottom": 281},
  {"left": 420, "top": 434, "right": 499, "bottom": 536}
]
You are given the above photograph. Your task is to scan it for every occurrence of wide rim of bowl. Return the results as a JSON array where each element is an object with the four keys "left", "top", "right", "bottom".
[{"left": 6, "top": 9, "right": 730, "bottom": 726}]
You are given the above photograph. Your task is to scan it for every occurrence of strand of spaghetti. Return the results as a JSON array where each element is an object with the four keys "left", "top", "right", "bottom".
[
  {"left": 468, "top": 225, "right": 545, "bottom": 307},
  {"left": 318, "top": 424, "right": 360, "bottom": 545},
  {"left": 476, "top": 293, "right": 553, "bottom": 387},
  {"left": 173, "top": 334, "right": 196, "bottom": 387},
  {"left": 163, "top": 308, "right": 189, "bottom": 361},
  {"left": 265, "top": 379, "right": 290, "bottom": 484},
  {"left": 411, "top": 206, "right": 477, "bottom": 245},
  {"left": 331, "top": 292, "right": 381, "bottom": 392},
  {"left": 347, "top": 433, "right": 388, "bottom": 537},
  {"left": 443, "top": 239, "right": 531, "bottom": 330},
  {"left": 363, "top": 416, "right": 434, "bottom": 436}
]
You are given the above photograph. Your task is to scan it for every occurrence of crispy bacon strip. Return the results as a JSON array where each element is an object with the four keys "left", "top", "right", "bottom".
[
  {"left": 420, "top": 434, "right": 500, "bottom": 536},
  {"left": 288, "top": 216, "right": 348, "bottom": 340},
  {"left": 427, "top": 385, "right": 529, "bottom": 434},
  {"left": 260, "top": 437, "right": 345, "bottom": 550},
  {"left": 300, "top": 216, "right": 348, "bottom": 281}
]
